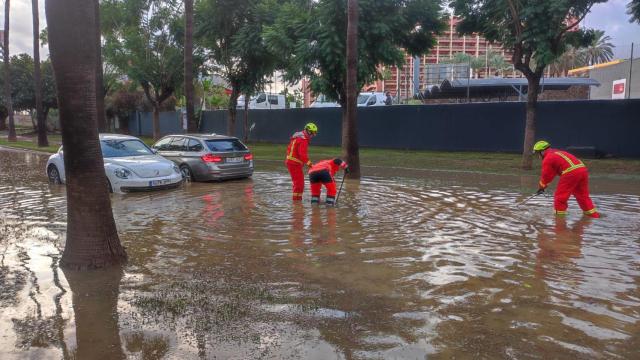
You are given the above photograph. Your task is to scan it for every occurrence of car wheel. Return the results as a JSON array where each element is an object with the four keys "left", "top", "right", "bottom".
[
  {"left": 180, "top": 165, "right": 193, "bottom": 182},
  {"left": 47, "top": 165, "right": 62, "bottom": 184}
]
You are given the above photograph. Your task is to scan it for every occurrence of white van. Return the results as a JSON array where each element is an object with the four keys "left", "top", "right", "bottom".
[
  {"left": 237, "top": 93, "right": 286, "bottom": 109},
  {"left": 357, "top": 92, "right": 389, "bottom": 107}
]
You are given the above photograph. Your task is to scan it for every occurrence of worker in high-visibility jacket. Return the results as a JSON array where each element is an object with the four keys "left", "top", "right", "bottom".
[
  {"left": 285, "top": 123, "right": 318, "bottom": 200},
  {"left": 534, "top": 140, "right": 600, "bottom": 218},
  {"left": 308, "top": 158, "right": 348, "bottom": 205}
]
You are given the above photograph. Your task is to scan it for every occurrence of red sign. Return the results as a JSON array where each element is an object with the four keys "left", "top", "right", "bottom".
[{"left": 613, "top": 82, "right": 625, "bottom": 94}]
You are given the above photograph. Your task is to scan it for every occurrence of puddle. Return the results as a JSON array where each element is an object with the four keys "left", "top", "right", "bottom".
[{"left": 1, "top": 148, "right": 639, "bottom": 358}]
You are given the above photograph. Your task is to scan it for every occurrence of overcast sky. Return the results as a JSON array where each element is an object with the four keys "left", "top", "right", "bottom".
[{"left": 2, "top": 0, "right": 639, "bottom": 59}]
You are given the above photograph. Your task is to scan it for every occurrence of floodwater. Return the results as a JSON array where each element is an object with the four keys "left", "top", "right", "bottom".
[{"left": 1, "top": 148, "right": 639, "bottom": 359}]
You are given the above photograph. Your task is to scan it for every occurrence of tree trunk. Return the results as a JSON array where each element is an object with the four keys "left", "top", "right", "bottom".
[
  {"left": 3, "top": 0, "right": 17, "bottom": 142},
  {"left": 184, "top": 0, "right": 197, "bottom": 132},
  {"left": 33, "top": 0, "right": 48, "bottom": 147},
  {"left": 521, "top": 74, "right": 541, "bottom": 170},
  {"left": 63, "top": 266, "right": 126, "bottom": 359},
  {"left": 152, "top": 105, "right": 160, "bottom": 140},
  {"left": 243, "top": 93, "right": 249, "bottom": 142},
  {"left": 95, "top": 1, "right": 107, "bottom": 133},
  {"left": 46, "top": 0, "right": 127, "bottom": 269},
  {"left": 0, "top": 113, "right": 6, "bottom": 131},
  {"left": 343, "top": 0, "right": 360, "bottom": 178},
  {"left": 227, "top": 87, "right": 239, "bottom": 136}
]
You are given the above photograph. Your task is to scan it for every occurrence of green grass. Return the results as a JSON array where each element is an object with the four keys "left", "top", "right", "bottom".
[
  {"left": 246, "top": 142, "right": 640, "bottom": 177},
  {"left": 2, "top": 135, "right": 639, "bottom": 177},
  {"left": 0, "top": 138, "right": 60, "bottom": 153}
]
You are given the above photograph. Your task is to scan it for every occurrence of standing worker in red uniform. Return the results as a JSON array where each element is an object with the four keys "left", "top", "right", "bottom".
[
  {"left": 534, "top": 140, "right": 600, "bottom": 218},
  {"left": 285, "top": 123, "right": 318, "bottom": 200},
  {"left": 308, "top": 158, "right": 348, "bottom": 205}
]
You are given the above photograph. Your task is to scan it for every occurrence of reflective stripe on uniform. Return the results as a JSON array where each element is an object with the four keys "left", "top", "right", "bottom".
[
  {"left": 555, "top": 210, "right": 568, "bottom": 216},
  {"left": 286, "top": 155, "right": 303, "bottom": 164},
  {"left": 584, "top": 208, "right": 597, "bottom": 215},
  {"left": 287, "top": 138, "right": 306, "bottom": 164},
  {"left": 555, "top": 152, "right": 586, "bottom": 175}
]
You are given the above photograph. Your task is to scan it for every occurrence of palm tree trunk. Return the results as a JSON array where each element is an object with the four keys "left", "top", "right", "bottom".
[
  {"left": 95, "top": 0, "right": 107, "bottom": 133},
  {"left": 343, "top": 0, "right": 360, "bottom": 178},
  {"left": 33, "top": 0, "right": 48, "bottom": 147},
  {"left": 184, "top": 0, "right": 197, "bottom": 132},
  {"left": 521, "top": 73, "right": 541, "bottom": 170},
  {"left": 46, "top": 0, "right": 127, "bottom": 269},
  {"left": 3, "top": 0, "right": 17, "bottom": 142}
]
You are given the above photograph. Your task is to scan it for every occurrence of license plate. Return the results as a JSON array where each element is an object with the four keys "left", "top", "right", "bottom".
[
  {"left": 226, "top": 157, "right": 244, "bottom": 163},
  {"left": 149, "top": 179, "right": 171, "bottom": 186}
]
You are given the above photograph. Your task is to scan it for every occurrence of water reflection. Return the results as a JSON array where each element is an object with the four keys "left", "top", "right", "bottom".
[{"left": 1, "top": 148, "right": 640, "bottom": 358}]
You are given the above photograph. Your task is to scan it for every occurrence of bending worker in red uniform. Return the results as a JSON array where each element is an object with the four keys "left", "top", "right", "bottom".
[
  {"left": 534, "top": 140, "right": 600, "bottom": 218},
  {"left": 285, "top": 123, "right": 318, "bottom": 200},
  {"left": 308, "top": 158, "right": 348, "bottom": 205}
]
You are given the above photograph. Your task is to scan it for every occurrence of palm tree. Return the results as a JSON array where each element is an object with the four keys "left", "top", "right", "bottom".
[
  {"left": 32, "top": 0, "right": 48, "bottom": 147},
  {"left": 549, "top": 45, "right": 582, "bottom": 77},
  {"left": 184, "top": 0, "right": 197, "bottom": 132},
  {"left": 628, "top": 0, "right": 640, "bottom": 24},
  {"left": 582, "top": 30, "right": 614, "bottom": 66},
  {"left": 45, "top": 0, "right": 127, "bottom": 269},
  {"left": 343, "top": 0, "right": 360, "bottom": 178},
  {"left": 3, "top": 0, "right": 17, "bottom": 141}
]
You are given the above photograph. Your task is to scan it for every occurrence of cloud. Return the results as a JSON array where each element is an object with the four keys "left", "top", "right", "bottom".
[
  {"left": 2, "top": 0, "right": 48, "bottom": 58},
  {"left": 585, "top": 0, "right": 640, "bottom": 59}
]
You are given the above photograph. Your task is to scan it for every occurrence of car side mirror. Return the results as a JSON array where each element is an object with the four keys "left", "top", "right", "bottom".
[{"left": 151, "top": 148, "right": 158, "bottom": 154}]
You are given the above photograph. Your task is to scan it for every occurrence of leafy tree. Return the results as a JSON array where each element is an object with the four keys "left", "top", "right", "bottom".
[
  {"left": 102, "top": 0, "right": 186, "bottom": 140},
  {"left": 452, "top": 0, "right": 602, "bottom": 169},
  {"left": 268, "top": 0, "right": 444, "bottom": 177},
  {"left": 0, "top": 54, "right": 58, "bottom": 129},
  {"left": 488, "top": 50, "right": 510, "bottom": 76},
  {"left": 582, "top": 29, "right": 614, "bottom": 65},
  {"left": 629, "top": 0, "right": 640, "bottom": 23},
  {"left": 196, "top": 0, "right": 281, "bottom": 137}
]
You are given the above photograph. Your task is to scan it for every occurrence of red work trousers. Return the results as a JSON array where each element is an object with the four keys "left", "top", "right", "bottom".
[
  {"left": 554, "top": 168, "right": 598, "bottom": 217},
  {"left": 287, "top": 162, "right": 305, "bottom": 200},
  {"left": 310, "top": 181, "right": 337, "bottom": 198}
]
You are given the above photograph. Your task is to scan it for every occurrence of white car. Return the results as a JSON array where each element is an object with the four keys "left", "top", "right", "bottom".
[
  {"left": 357, "top": 92, "right": 389, "bottom": 107},
  {"left": 237, "top": 93, "right": 286, "bottom": 109},
  {"left": 310, "top": 94, "right": 340, "bottom": 108},
  {"left": 46, "top": 134, "right": 183, "bottom": 193}
]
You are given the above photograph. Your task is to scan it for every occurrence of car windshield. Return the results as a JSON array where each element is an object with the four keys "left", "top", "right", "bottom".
[
  {"left": 101, "top": 139, "right": 153, "bottom": 158},
  {"left": 357, "top": 95, "right": 370, "bottom": 104},
  {"left": 205, "top": 139, "right": 247, "bottom": 152}
]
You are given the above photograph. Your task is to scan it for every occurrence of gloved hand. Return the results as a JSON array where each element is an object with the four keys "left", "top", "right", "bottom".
[
  {"left": 344, "top": 166, "right": 350, "bottom": 174},
  {"left": 536, "top": 188, "right": 545, "bottom": 195}
]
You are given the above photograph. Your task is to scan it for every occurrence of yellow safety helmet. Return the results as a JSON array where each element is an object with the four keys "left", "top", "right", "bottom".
[
  {"left": 533, "top": 140, "right": 551, "bottom": 153},
  {"left": 304, "top": 122, "right": 318, "bottom": 134}
]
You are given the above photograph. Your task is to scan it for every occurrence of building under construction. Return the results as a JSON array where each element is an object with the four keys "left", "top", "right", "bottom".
[{"left": 367, "top": 15, "right": 515, "bottom": 101}]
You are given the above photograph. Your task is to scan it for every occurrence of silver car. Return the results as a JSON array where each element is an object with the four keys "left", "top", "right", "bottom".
[{"left": 152, "top": 134, "right": 254, "bottom": 181}]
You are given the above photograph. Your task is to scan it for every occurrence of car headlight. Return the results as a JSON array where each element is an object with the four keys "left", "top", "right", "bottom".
[
  {"left": 114, "top": 168, "right": 131, "bottom": 179},
  {"left": 173, "top": 165, "right": 180, "bottom": 173}
]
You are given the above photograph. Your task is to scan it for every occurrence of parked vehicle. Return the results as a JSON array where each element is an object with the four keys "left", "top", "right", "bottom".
[
  {"left": 237, "top": 93, "right": 286, "bottom": 109},
  {"left": 357, "top": 92, "right": 388, "bottom": 107},
  {"left": 310, "top": 94, "right": 340, "bottom": 108},
  {"left": 46, "top": 134, "right": 183, "bottom": 193},
  {"left": 152, "top": 134, "right": 254, "bottom": 181}
]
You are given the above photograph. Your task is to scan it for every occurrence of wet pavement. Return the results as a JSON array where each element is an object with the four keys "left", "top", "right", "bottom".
[{"left": 1, "top": 148, "right": 639, "bottom": 359}]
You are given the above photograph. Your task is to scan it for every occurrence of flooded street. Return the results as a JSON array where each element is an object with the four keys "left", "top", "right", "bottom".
[{"left": 1, "top": 148, "right": 639, "bottom": 359}]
